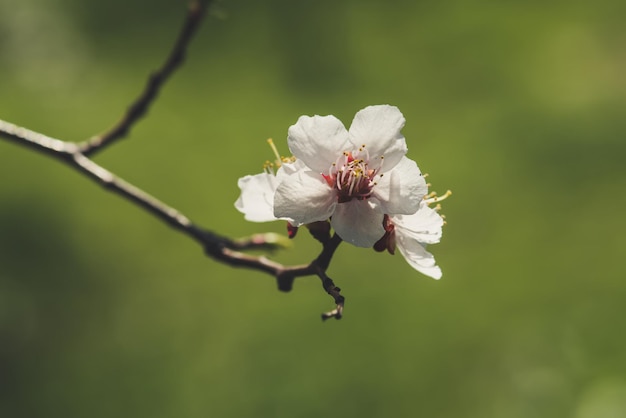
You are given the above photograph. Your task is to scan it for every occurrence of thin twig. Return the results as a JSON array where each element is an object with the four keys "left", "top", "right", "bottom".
[
  {"left": 320, "top": 273, "right": 345, "bottom": 321},
  {"left": 78, "top": 0, "right": 210, "bottom": 156},
  {"left": 316, "top": 234, "right": 345, "bottom": 320}
]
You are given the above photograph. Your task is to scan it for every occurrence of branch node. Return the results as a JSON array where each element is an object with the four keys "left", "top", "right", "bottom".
[{"left": 277, "top": 275, "right": 295, "bottom": 292}]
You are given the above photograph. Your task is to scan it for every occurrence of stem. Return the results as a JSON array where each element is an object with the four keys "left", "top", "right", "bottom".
[{"left": 79, "top": 0, "right": 210, "bottom": 156}]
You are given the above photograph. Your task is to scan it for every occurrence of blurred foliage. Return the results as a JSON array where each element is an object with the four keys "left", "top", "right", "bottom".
[{"left": 1, "top": 0, "right": 626, "bottom": 417}]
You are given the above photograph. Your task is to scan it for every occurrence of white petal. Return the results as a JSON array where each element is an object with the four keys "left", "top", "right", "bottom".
[
  {"left": 234, "top": 173, "right": 279, "bottom": 222},
  {"left": 395, "top": 233, "right": 442, "bottom": 279},
  {"left": 392, "top": 203, "right": 444, "bottom": 244},
  {"left": 348, "top": 105, "right": 407, "bottom": 172},
  {"left": 288, "top": 115, "right": 350, "bottom": 173},
  {"left": 275, "top": 159, "right": 307, "bottom": 181},
  {"left": 373, "top": 156, "right": 427, "bottom": 215},
  {"left": 331, "top": 200, "right": 385, "bottom": 247},
  {"left": 274, "top": 170, "right": 337, "bottom": 226}
]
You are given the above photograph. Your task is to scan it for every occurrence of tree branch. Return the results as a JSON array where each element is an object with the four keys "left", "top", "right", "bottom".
[
  {"left": 0, "top": 119, "right": 346, "bottom": 317},
  {"left": 0, "top": 0, "right": 348, "bottom": 319},
  {"left": 78, "top": 0, "right": 209, "bottom": 156}
]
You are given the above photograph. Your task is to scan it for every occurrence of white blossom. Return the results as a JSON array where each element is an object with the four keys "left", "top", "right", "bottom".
[
  {"left": 234, "top": 173, "right": 279, "bottom": 223},
  {"left": 234, "top": 106, "right": 450, "bottom": 280},
  {"left": 234, "top": 156, "right": 303, "bottom": 223},
  {"left": 273, "top": 105, "right": 427, "bottom": 247},
  {"left": 374, "top": 188, "right": 451, "bottom": 279},
  {"left": 391, "top": 200, "right": 446, "bottom": 279}
]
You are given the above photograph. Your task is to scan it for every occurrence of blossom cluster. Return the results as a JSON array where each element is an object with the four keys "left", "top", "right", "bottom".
[{"left": 234, "top": 105, "right": 449, "bottom": 279}]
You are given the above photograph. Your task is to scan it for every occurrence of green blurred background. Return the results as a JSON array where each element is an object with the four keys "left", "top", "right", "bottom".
[{"left": 1, "top": 0, "right": 626, "bottom": 417}]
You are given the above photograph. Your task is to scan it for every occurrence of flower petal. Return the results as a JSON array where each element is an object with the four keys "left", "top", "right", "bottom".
[
  {"left": 288, "top": 115, "right": 350, "bottom": 173},
  {"left": 274, "top": 170, "right": 337, "bottom": 226},
  {"left": 331, "top": 200, "right": 385, "bottom": 247},
  {"left": 348, "top": 105, "right": 407, "bottom": 172},
  {"left": 235, "top": 173, "right": 279, "bottom": 222},
  {"left": 275, "top": 159, "right": 307, "bottom": 181},
  {"left": 395, "top": 234, "right": 442, "bottom": 279},
  {"left": 392, "top": 203, "right": 444, "bottom": 244},
  {"left": 373, "top": 156, "right": 427, "bottom": 215}
]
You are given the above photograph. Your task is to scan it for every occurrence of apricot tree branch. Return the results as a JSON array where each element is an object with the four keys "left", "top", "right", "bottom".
[
  {"left": 0, "top": 0, "right": 348, "bottom": 319},
  {"left": 0, "top": 118, "right": 346, "bottom": 318}
]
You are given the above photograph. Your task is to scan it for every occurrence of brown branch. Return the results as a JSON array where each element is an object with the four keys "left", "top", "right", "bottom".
[
  {"left": 0, "top": 2, "right": 348, "bottom": 320},
  {"left": 320, "top": 273, "right": 345, "bottom": 321},
  {"left": 78, "top": 0, "right": 210, "bottom": 156},
  {"left": 0, "top": 119, "right": 346, "bottom": 318}
]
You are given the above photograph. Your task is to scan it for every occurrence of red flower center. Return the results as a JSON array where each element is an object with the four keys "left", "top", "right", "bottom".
[{"left": 322, "top": 148, "right": 383, "bottom": 203}]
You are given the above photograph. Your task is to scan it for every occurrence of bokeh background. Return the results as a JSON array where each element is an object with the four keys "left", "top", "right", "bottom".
[{"left": 1, "top": 0, "right": 626, "bottom": 417}]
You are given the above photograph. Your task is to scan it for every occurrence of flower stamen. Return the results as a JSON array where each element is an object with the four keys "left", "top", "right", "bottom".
[
  {"left": 266, "top": 138, "right": 295, "bottom": 168},
  {"left": 267, "top": 138, "right": 282, "bottom": 167},
  {"left": 325, "top": 149, "right": 383, "bottom": 203},
  {"left": 263, "top": 160, "right": 275, "bottom": 175},
  {"left": 424, "top": 189, "right": 452, "bottom": 205}
]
